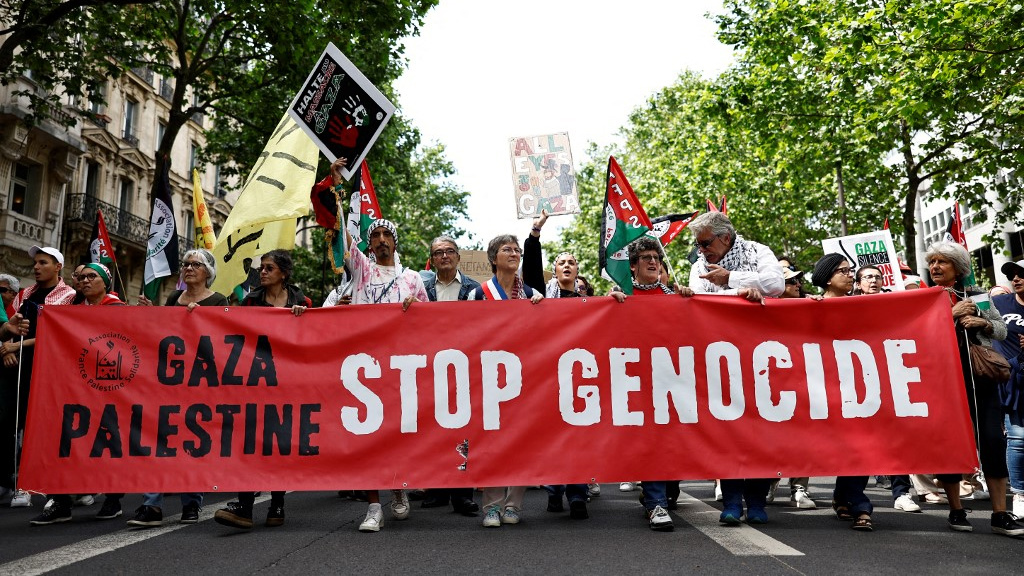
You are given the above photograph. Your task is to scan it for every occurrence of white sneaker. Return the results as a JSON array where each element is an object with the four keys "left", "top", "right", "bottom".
[
  {"left": 10, "top": 489, "right": 31, "bottom": 508},
  {"left": 963, "top": 489, "right": 990, "bottom": 501},
  {"left": 1012, "top": 494, "right": 1024, "bottom": 519},
  {"left": 500, "top": 506, "right": 521, "bottom": 525},
  {"left": 389, "top": 489, "right": 410, "bottom": 520},
  {"left": 588, "top": 483, "right": 601, "bottom": 497},
  {"left": 619, "top": 482, "right": 636, "bottom": 492},
  {"left": 766, "top": 479, "right": 780, "bottom": 504},
  {"left": 791, "top": 488, "right": 817, "bottom": 509},
  {"left": 714, "top": 481, "right": 723, "bottom": 502},
  {"left": 648, "top": 505, "right": 674, "bottom": 531},
  {"left": 358, "top": 506, "right": 383, "bottom": 532},
  {"left": 482, "top": 505, "right": 501, "bottom": 527},
  {"left": 74, "top": 494, "right": 95, "bottom": 507},
  {"left": 894, "top": 493, "right": 922, "bottom": 513}
]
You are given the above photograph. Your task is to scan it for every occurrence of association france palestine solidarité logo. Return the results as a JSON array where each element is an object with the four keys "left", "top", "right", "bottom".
[
  {"left": 147, "top": 198, "right": 175, "bottom": 257},
  {"left": 77, "top": 332, "right": 141, "bottom": 392}
]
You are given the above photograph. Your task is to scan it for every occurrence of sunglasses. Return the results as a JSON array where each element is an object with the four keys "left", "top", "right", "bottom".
[{"left": 0, "top": 287, "right": 12, "bottom": 295}]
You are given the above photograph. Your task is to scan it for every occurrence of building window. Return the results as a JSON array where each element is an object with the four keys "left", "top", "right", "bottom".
[
  {"left": 119, "top": 179, "right": 133, "bottom": 214},
  {"left": 157, "top": 121, "right": 167, "bottom": 150},
  {"left": 123, "top": 99, "right": 138, "bottom": 145},
  {"left": 89, "top": 82, "right": 107, "bottom": 115},
  {"left": 9, "top": 162, "right": 41, "bottom": 219},
  {"left": 189, "top": 142, "right": 198, "bottom": 172},
  {"left": 85, "top": 162, "right": 101, "bottom": 198}
]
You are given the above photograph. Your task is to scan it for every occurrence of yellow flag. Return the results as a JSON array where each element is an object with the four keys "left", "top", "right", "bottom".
[
  {"left": 192, "top": 169, "right": 217, "bottom": 250},
  {"left": 210, "top": 113, "right": 320, "bottom": 295}
]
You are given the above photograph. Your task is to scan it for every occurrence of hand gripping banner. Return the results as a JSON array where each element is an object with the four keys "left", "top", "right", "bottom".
[{"left": 20, "top": 289, "right": 977, "bottom": 493}]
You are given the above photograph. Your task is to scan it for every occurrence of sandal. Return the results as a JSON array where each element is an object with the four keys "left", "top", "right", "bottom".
[
  {"left": 832, "top": 501, "right": 853, "bottom": 521},
  {"left": 851, "top": 516, "right": 873, "bottom": 531}
]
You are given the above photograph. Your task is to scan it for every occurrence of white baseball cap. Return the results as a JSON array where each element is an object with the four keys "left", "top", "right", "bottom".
[{"left": 28, "top": 245, "right": 64, "bottom": 265}]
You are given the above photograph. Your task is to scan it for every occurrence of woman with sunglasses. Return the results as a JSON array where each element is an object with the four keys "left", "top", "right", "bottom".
[
  {"left": 138, "top": 249, "right": 228, "bottom": 309},
  {"left": 214, "top": 249, "right": 309, "bottom": 530},
  {"left": 124, "top": 249, "right": 226, "bottom": 527},
  {"left": 810, "top": 253, "right": 874, "bottom": 531}
]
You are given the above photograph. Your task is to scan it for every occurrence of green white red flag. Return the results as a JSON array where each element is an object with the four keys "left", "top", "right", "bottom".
[
  {"left": 599, "top": 156, "right": 652, "bottom": 294},
  {"left": 346, "top": 161, "right": 384, "bottom": 254},
  {"left": 89, "top": 209, "right": 116, "bottom": 266}
]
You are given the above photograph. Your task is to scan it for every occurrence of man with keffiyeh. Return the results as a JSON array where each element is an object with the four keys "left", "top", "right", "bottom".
[
  {"left": 687, "top": 212, "right": 783, "bottom": 304},
  {"left": 687, "top": 211, "right": 783, "bottom": 526}
]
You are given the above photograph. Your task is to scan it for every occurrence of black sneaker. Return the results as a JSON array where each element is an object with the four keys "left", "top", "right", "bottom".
[
  {"left": 546, "top": 495, "right": 564, "bottom": 512},
  {"left": 30, "top": 501, "right": 72, "bottom": 525},
  {"left": 265, "top": 505, "right": 284, "bottom": 527},
  {"left": 96, "top": 498, "right": 122, "bottom": 520},
  {"left": 948, "top": 508, "right": 973, "bottom": 532},
  {"left": 214, "top": 501, "right": 253, "bottom": 529},
  {"left": 569, "top": 500, "right": 589, "bottom": 520},
  {"left": 180, "top": 502, "right": 200, "bottom": 524},
  {"left": 127, "top": 505, "right": 163, "bottom": 527},
  {"left": 991, "top": 511, "right": 1024, "bottom": 537}
]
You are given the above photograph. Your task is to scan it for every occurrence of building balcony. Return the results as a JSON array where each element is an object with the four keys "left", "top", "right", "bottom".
[{"left": 65, "top": 193, "right": 194, "bottom": 256}]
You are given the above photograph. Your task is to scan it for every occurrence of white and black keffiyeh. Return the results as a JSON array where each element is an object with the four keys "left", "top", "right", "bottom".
[{"left": 692, "top": 235, "right": 759, "bottom": 293}]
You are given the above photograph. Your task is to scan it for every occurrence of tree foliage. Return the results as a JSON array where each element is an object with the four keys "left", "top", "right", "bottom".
[
  {"left": 716, "top": 0, "right": 1024, "bottom": 266},
  {"left": 554, "top": 0, "right": 1024, "bottom": 280},
  {"left": 0, "top": 0, "right": 155, "bottom": 126}
]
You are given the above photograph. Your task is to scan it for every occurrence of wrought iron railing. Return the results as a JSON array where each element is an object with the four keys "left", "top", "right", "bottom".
[{"left": 65, "top": 194, "right": 193, "bottom": 256}]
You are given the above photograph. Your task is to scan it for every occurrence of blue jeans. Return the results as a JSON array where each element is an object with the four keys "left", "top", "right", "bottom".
[
  {"left": 720, "top": 478, "right": 771, "bottom": 511},
  {"left": 833, "top": 476, "right": 872, "bottom": 515},
  {"left": 1007, "top": 412, "right": 1024, "bottom": 494},
  {"left": 641, "top": 481, "right": 668, "bottom": 511},
  {"left": 543, "top": 484, "right": 588, "bottom": 503},
  {"left": 890, "top": 475, "right": 912, "bottom": 499},
  {"left": 143, "top": 492, "right": 204, "bottom": 508}
]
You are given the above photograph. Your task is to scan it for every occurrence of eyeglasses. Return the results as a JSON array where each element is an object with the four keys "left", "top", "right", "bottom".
[
  {"left": 431, "top": 248, "right": 457, "bottom": 258},
  {"left": 785, "top": 278, "right": 801, "bottom": 285},
  {"left": 500, "top": 247, "right": 522, "bottom": 255},
  {"left": 259, "top": 264, "right": 279, "bottom": 272},
  {"left": 182, "top": 261, "right": 205, "bottom": 270},
  {"left": 79, "top": 273, "right": 101, "bottom": 282},
  {"left": 832, "top": 266, "right": 855, "bottom": 276},
  {"left": 638, "top": 254, "right": 662, "bottom": 264},
  {"left": 694, "top": 236, "right": 720, "bottom": 250},
  {"left": 859, "top": 274, "right": 882, "bottom": 281},
  {"left": 0, "top": 287, "right": 11, "bottom": 294}
]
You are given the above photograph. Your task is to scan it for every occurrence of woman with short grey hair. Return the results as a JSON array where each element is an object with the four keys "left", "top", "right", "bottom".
[{"left": 924, "top": 240, "right": 1021, "bottom": 536}]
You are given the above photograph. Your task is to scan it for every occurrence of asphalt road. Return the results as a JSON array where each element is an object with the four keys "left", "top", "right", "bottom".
[{"left": 0, "top": 479, "right": 1020, "bottom": 575}]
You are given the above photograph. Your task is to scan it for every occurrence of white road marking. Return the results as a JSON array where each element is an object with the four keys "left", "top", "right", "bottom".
[
  {"left": 675, "top": 491, "right": 805, "bottom": 556},
  {"left": 0, "top": 495, "right": 270, "bottom": 576}
]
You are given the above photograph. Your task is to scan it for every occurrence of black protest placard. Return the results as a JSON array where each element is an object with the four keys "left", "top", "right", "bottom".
[{"left": 288, "top": 43, "right": 396, "bottom": 180}]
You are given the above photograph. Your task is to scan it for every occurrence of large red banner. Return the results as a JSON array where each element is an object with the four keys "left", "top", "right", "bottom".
[{"left": 20, "top": 289, "right": 978, "bottom": 493}]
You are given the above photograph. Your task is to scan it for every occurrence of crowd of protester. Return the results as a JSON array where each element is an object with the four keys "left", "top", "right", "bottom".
[{"left": 1, "top": 165, "right": 1023, "bottom": 539}]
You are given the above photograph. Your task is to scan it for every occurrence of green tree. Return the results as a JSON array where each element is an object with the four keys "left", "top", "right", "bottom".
[
  {"left": 716, "top": 0, "right": 1024, "bottom": 267},
  {"left": 85, "top": 0, "right": 438, "bottom": 209},
  {"left": 0, "top": 0, "right": 156, "bottom": 126}
]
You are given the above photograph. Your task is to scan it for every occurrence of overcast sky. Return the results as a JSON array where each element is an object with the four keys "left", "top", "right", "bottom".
[{"left": 393, "top": 0, "right": 735, "bottom": 246}]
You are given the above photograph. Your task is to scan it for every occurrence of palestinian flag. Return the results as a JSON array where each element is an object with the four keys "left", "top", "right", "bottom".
[
  {"left": 346, "top": 161, "right": 384, "bottom": 254},
  {"left": 143, "top": 161, "right": 179, "bottom": 300},
  {"left": 943, "top": 201, "right": 976, "bottom": 286},
  {"left": 89, "top": 209, "right": 116, "bottom": 265},
  {"left": 599, "top": 157, "right": 652, "bottom": 294},
  {"left": 648, "top": 212, "right": 699, "bottom": 247}
]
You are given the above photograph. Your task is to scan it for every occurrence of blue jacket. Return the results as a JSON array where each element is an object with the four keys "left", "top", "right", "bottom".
[{"left": 423, "top": 271, "right": 481, "bottom": 301}]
